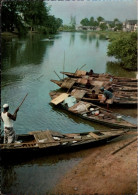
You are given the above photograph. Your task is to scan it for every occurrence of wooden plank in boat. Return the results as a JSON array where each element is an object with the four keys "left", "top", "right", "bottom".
[
  {"left": 65, "top": 133, "right": 80, "bottom": 138},
  {"left": 61, "top": 79, "right": 75, "bottom": 89},
  {"left": 91, "top": 81, "right": 104, "bottom": 87},
  {"left": 77, "top": 78, "right": 88, "bottom": 85},
  {"left": 89, "top": 132, "right": 100, "bottom": 139},
  {"left": 71, "top": 89, "right": 86, "bottom": 99},
  {"left": 75, "top": 70, "right": 86, "bottom": 76},
  {"left": 51, "top": 93, "right": 69, "bottom": 105},
  {"left": 29, "top": 130, "right": 60, "bottom": 148}
]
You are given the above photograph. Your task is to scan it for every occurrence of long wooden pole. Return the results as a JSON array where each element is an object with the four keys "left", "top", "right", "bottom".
[
  {"left": 17, "top": 93, "right": 28, "bottom": 109},
  {"left": 54, "top": 71, "right": 61, "bottom": 80},
  {"left": 63, "top": 51, "right": 65, "bottom": 79},
  {"left": 79, "top": 64, "right": 86, "bottom": 70}
]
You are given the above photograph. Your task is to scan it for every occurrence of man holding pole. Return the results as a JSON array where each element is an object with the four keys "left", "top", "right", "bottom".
[{"left": 1, "top": 104, "right": 19, "bottom": 144}]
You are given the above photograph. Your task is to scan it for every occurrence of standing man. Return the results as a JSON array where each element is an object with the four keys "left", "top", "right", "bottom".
[
  {"left": 100, "top": 87, "right": 114, "bottom": 109},
  {"left": 1, "top": 104, "right": 19, "bottom": 144}
]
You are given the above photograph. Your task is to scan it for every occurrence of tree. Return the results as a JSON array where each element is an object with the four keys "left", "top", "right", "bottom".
[
  {"left": 114, "top": 18, "right": 120, "bottom": 24},
  {"left": 89, "top": 17, "right": 94, "bottom": 26},
  {"left": 107, "top": 32, "right": 137, "bottom": 70},
  {"left": 21, "top": 0, "right": 49, "bottom": 31},
  {"left": 115, "top": 23, "right": 123, "bottom": 31},
  {"left": 80, "top": 18, "right": 89, "bottom": 26},
  {"left": 97, "top": 16, "right": 104, "bottom": 24},
  {"left": 1, "top": 1, "right": 27, "bottom": 34},
  {"left": 99, "top": 23, "right": 107, "bottom": 31}
]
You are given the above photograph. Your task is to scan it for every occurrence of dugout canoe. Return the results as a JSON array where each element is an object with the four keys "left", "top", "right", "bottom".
[
  {"left": 51, "top": 78, "right": 138, "bottom": 92},
  {"left": 60, "top": 71, "right": 138, "bottom": 82},
  {"left": 49, "top": 89, "right": 138, "bottom": 107},
  {"left": 49, "top": 86, "right": 138, "bottom": 106},
  {"left": 50, "top": 93, "right": 137, "bottom": 129},
  {"left": 0, "top": 129, "right": 127, "bottom": 162}
]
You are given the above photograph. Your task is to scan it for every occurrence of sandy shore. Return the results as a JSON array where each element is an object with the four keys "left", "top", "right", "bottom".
[{"left": 52, "top": 131, "right": 137, "bottom": 195}]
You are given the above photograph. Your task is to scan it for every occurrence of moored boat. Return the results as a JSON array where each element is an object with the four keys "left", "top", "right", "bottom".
[
  {"left": 50, "top": 93, "right": 137, "bottom": 129},
  {"left": 0, "top": 129, "right": 128, "bottom": 162},
  {"left": 51, "top": 77, "right": 138, "bottom": 92},
  {"left": 60, "top": 70, "right": 138, "bottom": 82},
  {"left": 49, "top": 89, "right": 138, "bottom": 107}
]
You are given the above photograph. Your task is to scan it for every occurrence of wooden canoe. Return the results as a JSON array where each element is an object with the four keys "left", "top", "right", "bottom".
[
  {"left": 0, "top": 129, "right": 127, "bottom": 161},
  {"left": 51, "top": 78, "right": 138, "bottom": 92},
  {"left": 60, "top": 71, "right": 138, "bottom": 82},
  {"left": 50, "top": 94, "right": 137, "bottom": 129},
  {"left": 49, "top": 88, "right": 138, "bottom": 106}
]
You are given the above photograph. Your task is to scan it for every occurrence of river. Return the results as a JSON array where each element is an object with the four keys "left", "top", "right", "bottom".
[{"left": 1, "top": 32, "right": 137, "bottom": 194}]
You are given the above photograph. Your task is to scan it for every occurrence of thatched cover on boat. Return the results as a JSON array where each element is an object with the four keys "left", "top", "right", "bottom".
[
  {"left": 77, "top": 78, "right": 88, "bottom": 85},
  {"left": 61, "top": 79, "right": 75, "bottom": 89},
  {"left": 71, "top": 89, "right": 86, "bottom": 99},
  {"left": 91, "top": 81, "right": 104, "bottom": 87},
  {"left": 29, "top": 130, "right": 60, "bottom": 148},
  {"left": 75, "top": 70, "right": 86, "bottom": 76}
]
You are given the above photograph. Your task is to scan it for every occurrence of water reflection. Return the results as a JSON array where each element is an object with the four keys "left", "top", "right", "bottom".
[
  {"left": 51, "top": 105, "right": 111, "bottom": 131},
  {"left": 96, "top": 39, "right": 99, "bottom": 48},
  {"left": 69, "top": 32, "right": 75, "bottom": 46},
  {"left": 80, "top": 33, "right": 88, "bottom": 42},
  {"left": 1, "top": 152, "right": 84, "bottom": 194},
  {"left": 106, "top": 61, "right": 136, "bottom": 78}
]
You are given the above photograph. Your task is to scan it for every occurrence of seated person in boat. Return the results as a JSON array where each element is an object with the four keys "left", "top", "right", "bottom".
[
  {"left": 100, "top": 87, "right": 114, "bottom": 109},
  {"left": 90, "top": 90, "right": 98, "bottom": 99},
  {"left": 86, "top": 69, "right": 93, "bottom": 76},
  {"left": 86, "top": 79, "right": 91, "bottom": 88},
  {"left": 1, "top": 104, "right": 19, "bottom": 143}
]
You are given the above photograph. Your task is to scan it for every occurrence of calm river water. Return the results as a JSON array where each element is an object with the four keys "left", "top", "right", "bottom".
[{"left": 1, "top": 32, "right": 137, "bottom": 194}]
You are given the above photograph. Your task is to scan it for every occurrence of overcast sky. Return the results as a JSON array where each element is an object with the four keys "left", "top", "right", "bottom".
[{"left": 46, "top": 0, "right": 137, "bottom": 25}]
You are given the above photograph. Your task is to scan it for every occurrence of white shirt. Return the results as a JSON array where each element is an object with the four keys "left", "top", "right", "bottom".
[{"left": 1, "top": 112, "right": 13, "bottom": 128}]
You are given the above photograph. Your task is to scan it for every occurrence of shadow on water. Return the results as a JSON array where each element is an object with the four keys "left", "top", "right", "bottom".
[
  {"left": 1, "top": 154, "right": 81, "bottom": 194},
  {"left": 69, "top": 32, "right": 76, "bottom": 46},
  {"left": 106, "top": 61, "right": 136, "bottom": 78},
  {"left": 50, "top": 104, "right": 111, "bottom": 131}
]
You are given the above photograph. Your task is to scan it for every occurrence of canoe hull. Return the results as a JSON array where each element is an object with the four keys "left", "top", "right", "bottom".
[
  {"left": 50, "top": 103, "right": 136, "bottom": 129},
  {"left": 0, "top": 132, "right": 124, "bottom": 164}
]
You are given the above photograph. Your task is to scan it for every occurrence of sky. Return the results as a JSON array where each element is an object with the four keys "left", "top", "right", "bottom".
[{"left": 46, "top": 0, "right": 137, "bottom": 25}]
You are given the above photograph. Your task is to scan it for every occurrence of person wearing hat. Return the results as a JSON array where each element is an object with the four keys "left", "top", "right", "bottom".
[
  {"left": 100, "top": 87, "right": 114, "bottom": 109},
  {"left": 1, "top": 104, "right": 19, "bottom": 144}
]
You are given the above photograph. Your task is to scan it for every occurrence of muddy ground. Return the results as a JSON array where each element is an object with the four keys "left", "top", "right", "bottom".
[{"left": 52, "top": 131, "right": 137, "bottom": 195}]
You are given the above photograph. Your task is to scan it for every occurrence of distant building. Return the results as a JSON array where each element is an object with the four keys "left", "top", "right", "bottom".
[
  {"left": 76, "top": 26, "right": 96, "bottom": 31},
  {"left": 123, "top": 20, "right": 138, "bottom": 32}
]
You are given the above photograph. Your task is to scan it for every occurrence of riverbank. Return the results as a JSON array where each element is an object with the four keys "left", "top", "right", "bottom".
[{"left": 52, "top": 130, "right": 137, "bottom": 194}]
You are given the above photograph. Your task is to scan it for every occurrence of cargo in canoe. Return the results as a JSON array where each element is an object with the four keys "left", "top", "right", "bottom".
[
  {"left": 49, "top": 89, "right": 138, "bottom": 106},
  {"left": 0, "top": 129, "right": 127, "bottom": 162},
  {"left": 51, "top": 77, "right": 138, "bottom": 92},
  {"left": 50, "top": 93, "right": 137, "bottom": 129}
]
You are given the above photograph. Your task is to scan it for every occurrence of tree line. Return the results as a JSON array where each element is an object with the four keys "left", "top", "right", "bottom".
[
  {"left": 80, "top": 16, "right": 123, "bottom": 31},
  {"left": 1, "top": 0, "right": 63, "bottom": 35},
  {"left": 107, "top": 32, "right": 137, "bottom": 71}
]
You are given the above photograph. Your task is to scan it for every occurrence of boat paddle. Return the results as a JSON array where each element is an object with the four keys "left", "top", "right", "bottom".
[{"left": 16, "top": 93, "right": 28, "bottom": 110}]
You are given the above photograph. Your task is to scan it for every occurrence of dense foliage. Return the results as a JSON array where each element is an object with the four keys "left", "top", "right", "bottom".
[
  {"left": 1, "top": 0, "right": 63, "bottom": 35},
  {"left": 107, "top": 32, "right": 137, "bottom": 70},
  {"left": 80, "top": 17, "right": 122, "bottom": 31}
]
